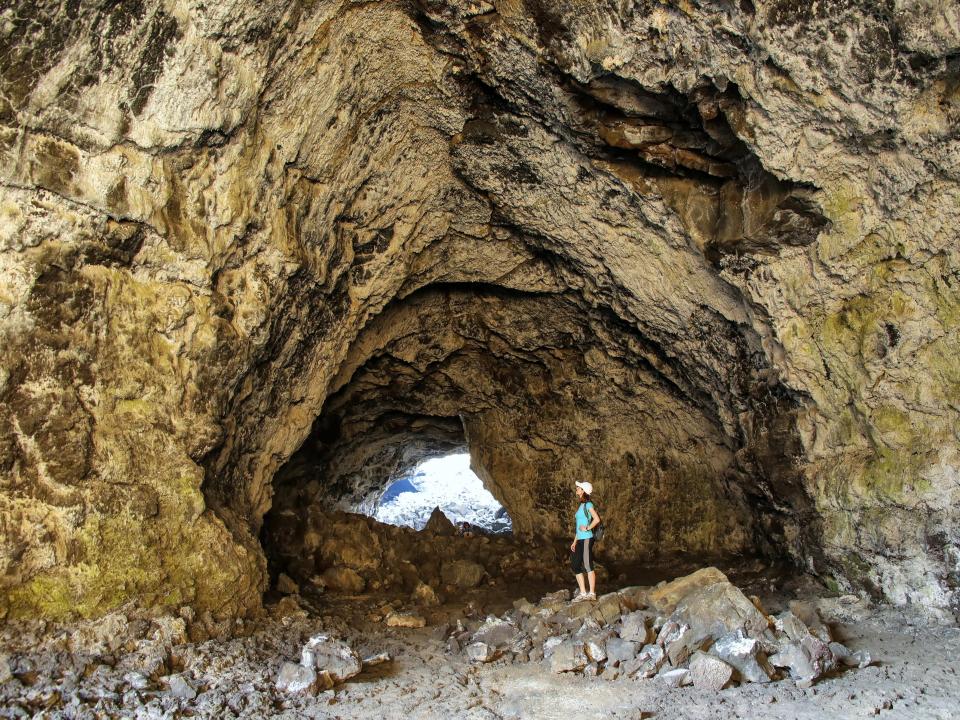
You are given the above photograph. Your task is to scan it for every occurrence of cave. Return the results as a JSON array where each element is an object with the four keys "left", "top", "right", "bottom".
[{"left": 2, "top": 0, "right": 960, "bottom": 716}]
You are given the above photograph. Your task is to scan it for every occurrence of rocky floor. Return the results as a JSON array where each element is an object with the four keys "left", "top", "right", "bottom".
[{"left": 2, "top": 559, "right": 959, "bottom": 720}]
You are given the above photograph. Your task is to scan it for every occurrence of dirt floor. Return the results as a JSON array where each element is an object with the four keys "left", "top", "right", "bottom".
[{"left": 2, "top": 560, "right": 959, "bottom": 719}]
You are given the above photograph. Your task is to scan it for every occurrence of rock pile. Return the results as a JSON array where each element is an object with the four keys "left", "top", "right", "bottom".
[
  {"left": 268, "top": 509, "right": 570, "bottom": 601},
  {"left": 446, "top": 568, "right": 871, "bottom": 690}
]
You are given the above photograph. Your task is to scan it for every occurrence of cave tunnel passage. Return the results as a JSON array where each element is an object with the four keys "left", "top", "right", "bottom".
[
  {"left": 253, "top": 286, "right": 816, "bottom": 605},
  {"left": 372, "top": 452, "right": 513, "bottom": 535}
]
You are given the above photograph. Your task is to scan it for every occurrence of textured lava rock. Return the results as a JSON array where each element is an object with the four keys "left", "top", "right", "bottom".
[{"left": 1, "top": 0, "right": 959, "bottom": 621}]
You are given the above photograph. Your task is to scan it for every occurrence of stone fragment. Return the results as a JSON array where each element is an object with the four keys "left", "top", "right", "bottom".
[
  {"left": 322, "top": 567, "right": 366, "bottom": 594},
  {"left": 665, "top": 626, "right": 704, "bottom": 667},
  {"left": 620, "top": 610, "right": 653, "bottom": 643},
  {"left": 769, "top": 633, "right": 834, "bottom": 685},
  {"left": 424, "top": 506, "right": 457, "bottom": 536},
  {"left": 466, "top": 642, "right": 498, "bottom": 663},
  {"left": 0, "top": 654, "right": 11, "bottom": 684},
  {"left": 441, "top": 559, "right": 485, "bottom": 589},
  {"left": 164, "top": 674, "right": 197, "bottom": 700},
  {"left": 276, "top": 573, "right": 300, "bottom": 595},
  {"left": 362, "top": 652, "right": 391, "bottom": 666},
  {"left": 647, "top": 568, "right": 729, "bottom": 615},
  {"left": 591, "top": 592, "right": 624, "bottom": 625},
  {"left": 472, "top": 617, "right": 519, "bottom": 648},
  {"left": 688, "top": 651, "right": 734, "bottom": 690},
  {"left": 711, "top": 630, "right": 773, "bottom": 683},
  {"left": 583, "top": 635, "right": 608, "bottom": 663},
  {"left": 622, "top": 643, "right": 665, "bottom": 678},
  {"left": 656, "top": 619, "right": 682, "bottom": 646},
  {"left": 385, "top": 611, "right": 426, "bottom": 628},
  {"left": 829, "top": 642, "right": 872, "bottom": 668},
  {"left": 412, "top": 582, "right": 440, "bottom": 606},
  {"left": 301, "top": 635, "right": 363, "bottom": 682},
  {"left": 659, "top": 668, "right": 691, "bottom": 688},
  {"left": 583, "top": 662, "right": 599, "bottom": 677},
  {"left": 605, "top": 638, "right": 639, "bottom": 666},
  {"left": 774, "top": 610, "right": 810, "bottom": 642},
  {"left": 549, "top": 640, "right": 588, "bottom": 673},
  {"left": 276, "top": 663, "right": 321, "bottom": 696}
]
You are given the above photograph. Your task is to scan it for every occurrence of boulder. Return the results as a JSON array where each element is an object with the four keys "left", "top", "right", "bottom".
[
  {"left": 620, "top": 610, "right": 654, "bottom": 643},
  {"left": 424, "top": 507, "right": 457, "bottom": 536},
  {"left": 549, "top": 640, "right": 589, "bottom": 673},
  {"left": 667, "top": 579, "right": 769, "bottom": 646},
  {"left": 591, "top": 592, "right": 624, "bottom": 625},
  {"left": 322, "top": 567, "right": 366, "bottom": 594},
  {"left": 647, "top": 568, "right": 729, "bottom": 615},
  {"left": 472, "top": 617, "right": 520, "bottom": 649},
  {"left": 301, "top": 635, "right": 363, "bottom": 683},
  {"left": 605, "top": 638, "right": 639, "bottom": 666},
  {"left": 711, "top": 630, "right": 773, "bottom": 683},
  {"left": 441, "top": 559, "right": 485, "bottom": 589},
  {"left": 688, "top": 651, "right": 734, "bottom": 690}
]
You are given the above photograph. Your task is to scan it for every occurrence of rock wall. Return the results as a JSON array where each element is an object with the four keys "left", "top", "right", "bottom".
[{"left": 1, "top": 0, "right": 958, "bottom": 620}]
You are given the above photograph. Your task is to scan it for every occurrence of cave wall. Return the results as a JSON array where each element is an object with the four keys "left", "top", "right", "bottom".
[{"left": 1, "top": 0, "right": 959, "bottom": 620}]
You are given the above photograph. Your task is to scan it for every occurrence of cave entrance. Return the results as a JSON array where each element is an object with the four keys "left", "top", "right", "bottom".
[{"left": 372, "top": 452, "right": 513, "bottom": 535}]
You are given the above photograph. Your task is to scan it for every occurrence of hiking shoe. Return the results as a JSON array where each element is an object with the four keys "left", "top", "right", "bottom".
[
  {"left": 572, "top": 592, "right": 589, "bottom": 603},
  {"left": 584, "top": 592, "right": 596, "bottom": 601}
]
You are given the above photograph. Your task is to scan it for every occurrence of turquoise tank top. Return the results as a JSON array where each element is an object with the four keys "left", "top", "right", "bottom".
[{"left": 575, "top": 501, "right": 594, "bottom": 540}]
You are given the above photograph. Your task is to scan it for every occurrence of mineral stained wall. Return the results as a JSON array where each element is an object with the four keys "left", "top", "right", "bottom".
[{"left": 1, "top": 1, "right": 958, "bottom": 620}]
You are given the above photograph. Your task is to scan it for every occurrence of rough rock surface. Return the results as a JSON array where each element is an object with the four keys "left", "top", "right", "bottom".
[{"left": 1, "top": 0, "right": 959, "bottom": 621}]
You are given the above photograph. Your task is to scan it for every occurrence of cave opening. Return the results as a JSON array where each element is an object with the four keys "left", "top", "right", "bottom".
[{"left": 372, "top": 452, "right": 513, "bottom": 535}]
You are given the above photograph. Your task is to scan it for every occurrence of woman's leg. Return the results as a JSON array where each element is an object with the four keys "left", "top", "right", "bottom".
[
  {"left": 571, "top": 539, "right": 587, "bottom": 596},
  {"left": 583, "top": 538, "right": 596, "bottom": 595}
]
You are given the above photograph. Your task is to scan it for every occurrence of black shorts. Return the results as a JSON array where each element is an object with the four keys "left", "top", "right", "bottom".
[{"left": 570, "top": 538, "right": 594, "bottom": 574}]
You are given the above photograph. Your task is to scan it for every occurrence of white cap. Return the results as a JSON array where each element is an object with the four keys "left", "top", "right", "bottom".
[{"left": 575, "top": 481, "right": 593, "bottom": 494}]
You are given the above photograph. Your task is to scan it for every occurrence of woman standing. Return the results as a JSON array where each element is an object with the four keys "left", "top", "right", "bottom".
[{"left": 570, "top": 480, "right": 600, "bottom": 602}]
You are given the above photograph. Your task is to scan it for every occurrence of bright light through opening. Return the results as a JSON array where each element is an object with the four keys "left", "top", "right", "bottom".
[{"left": 374, "top": 453, "right": 511, "bottom": 534}]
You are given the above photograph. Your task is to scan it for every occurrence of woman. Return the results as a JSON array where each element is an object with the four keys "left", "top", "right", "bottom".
[{"left": 570, "top": 480, "right": 600, "bottom": 602}]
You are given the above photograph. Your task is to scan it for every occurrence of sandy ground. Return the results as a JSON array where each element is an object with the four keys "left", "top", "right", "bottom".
[{"left": 2, "top": 566, "right": 959, "bottom": 719}]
